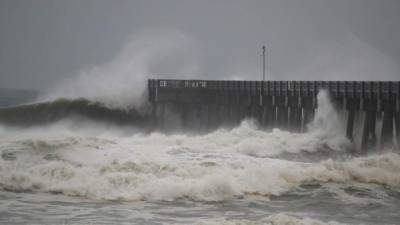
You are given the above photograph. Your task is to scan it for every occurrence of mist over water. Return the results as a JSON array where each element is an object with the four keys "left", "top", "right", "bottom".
[{"left": 37, "top": 30, "right": 200, "bottom": 110}]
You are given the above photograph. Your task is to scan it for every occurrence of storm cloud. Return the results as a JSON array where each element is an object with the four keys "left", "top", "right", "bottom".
[{"left": 0, "top": 0, "right": 399, "bottom": 91}]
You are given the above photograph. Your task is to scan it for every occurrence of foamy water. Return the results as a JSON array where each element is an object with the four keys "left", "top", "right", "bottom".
[
  {"left": 1, "top": 122, "right": 400, "bottom": 224},
  {"left": 0, "top": 120, "right": 399, "bottom": 202},
  {"left": 183, "top": 213, "right": 346, "bottom": 225},
  {"left": 1, "top": 91, "right": 399, "bottom": 224}
]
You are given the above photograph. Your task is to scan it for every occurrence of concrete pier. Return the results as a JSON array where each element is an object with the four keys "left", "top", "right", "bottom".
[{"left": 148, "top": 79, "right": 400, "bottom": 151}]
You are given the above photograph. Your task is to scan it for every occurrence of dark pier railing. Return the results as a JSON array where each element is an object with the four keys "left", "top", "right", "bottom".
[{"left": 148, "top": 79, "right": 400, "bottom": 152}]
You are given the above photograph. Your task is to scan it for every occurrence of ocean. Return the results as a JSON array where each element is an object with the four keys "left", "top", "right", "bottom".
[{"left": 0, "top": 89, "right": 399, "bottom": 225}]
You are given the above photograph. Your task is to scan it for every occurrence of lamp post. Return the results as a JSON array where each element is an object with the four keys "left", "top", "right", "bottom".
[{"left": 262, "top": 45, "right": 266, "bottom": 81}]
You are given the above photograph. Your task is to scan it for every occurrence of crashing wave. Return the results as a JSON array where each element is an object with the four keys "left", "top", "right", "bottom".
[
  {"left": 0, "top": 98, "right": 152, "bottom": 127},
  {"left": 0, "top": 126, "right": 398, "bottom": 201}
]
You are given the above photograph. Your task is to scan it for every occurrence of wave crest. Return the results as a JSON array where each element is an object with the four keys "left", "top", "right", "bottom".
[
  {"left": 0, "top": 132, "right": 399, "bottom": 201},
  {"left": 0, "top": 98, "right": 152, "bottom": 127}
]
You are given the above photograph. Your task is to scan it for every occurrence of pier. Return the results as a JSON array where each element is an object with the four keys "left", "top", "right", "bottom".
[{"left": 148, "top": 79, "right": 400, "bottom": 151}]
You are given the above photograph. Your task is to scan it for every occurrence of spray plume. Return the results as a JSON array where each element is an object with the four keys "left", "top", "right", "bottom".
[{"left": 37, "top": 29, "right": 200, "bottom": 110}]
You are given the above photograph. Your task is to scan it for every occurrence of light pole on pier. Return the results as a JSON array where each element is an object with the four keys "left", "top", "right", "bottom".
[{"left": 262, "top": 45, "right": 266, "bottom": 81}]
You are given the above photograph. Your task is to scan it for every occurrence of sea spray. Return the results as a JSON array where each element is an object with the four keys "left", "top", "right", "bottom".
[
  {"left": 308, "top": 90, "right": 344, "bottom": 133},
  {"left": 37, "top": 29, "right": 200, "bottom": 111},
  {"left": 306, "top": 90, "right": 353, "bottom": 151}
]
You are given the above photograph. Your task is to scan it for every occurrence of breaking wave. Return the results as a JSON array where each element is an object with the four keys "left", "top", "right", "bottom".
[
  {"left": 37, "top": 29, "right": 199, "bottom": 110},
  {"left": 0, "top": 98, "right": 153, "bottom": 127},
  {"left": 0, "top": 118, "right": 398, "bottom": 202},
  {"left": 0, "top": 90, "right": 378, "bottom": 202}
]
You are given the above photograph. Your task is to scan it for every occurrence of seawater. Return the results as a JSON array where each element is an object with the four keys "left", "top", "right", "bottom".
[{"left": 0, "top": 91, "right": 399, "bottom": 225}]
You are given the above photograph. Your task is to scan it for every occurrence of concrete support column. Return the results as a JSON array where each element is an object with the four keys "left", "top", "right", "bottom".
[
  {"left": 262, "top": 106, "right": 275, "bottom": 128},
  {"left": 150, "top": 102, "right": 158, "bottom": 129},
  {"left": 199, "top": 104, "right": 209, "bottom": 131},
  {"left": 346, "top": 110, "right": 356, "bottom": 141},
  {"left": 245, "top": 105, "right": 252, "bottom": 118},
  {"left": 361, "top": 111, "right": 377, "bottom": 152},
  {"left": 277, "top": 107, "right": 289, "bottom": 129},
  {"left": 233, "top": 105, "right": 241, "bottom": 125},
  {"left": 218, "top": 104, "right": 226, "bottom": 128},
  {"left": 250, "top": 105, "right": 263, "bottom": 125},
  {"left": 289, "top": 107, "right": 302, "bottom": 132},
  {"left": 156, "top": 102, "right": 165, "bottom": 130},
  {"left": 161, "top": 103, "right": 183, "bottom": 131},
  {"left": 186, "top": 104, "right": 202, "bottom": 130},
  {"left": 207, "top": 104, "right": 219, "bottom": 130},
  {"left": 181, "top": 103, "right": 189, "bottom": 129},
  {"left": 258, "top": 105, "right": 264, "bottom": 125},
  {"left": 237, "top": 105, "right": 245, "bottom": 123},
  {"left": 381, "top": 111, "right": 394, "bottom": 149},
  {"left": 225, "top": 104, "right": 234, "bottom": 126},
  {"left": 301, "top": 97, "right": 315, "bottom": 131}
]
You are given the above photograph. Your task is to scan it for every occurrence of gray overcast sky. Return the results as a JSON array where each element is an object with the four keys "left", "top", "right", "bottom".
[{"left": 1, "top": 0, "right": 400, "bottom": 90}]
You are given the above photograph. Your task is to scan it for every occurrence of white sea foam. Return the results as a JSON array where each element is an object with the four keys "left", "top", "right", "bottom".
[
  {"left": 0, "top": 121, "right": 399, "bottom": 201},
  {"left": 170, "top": 213, "right": 346, "bottom": 225}
]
